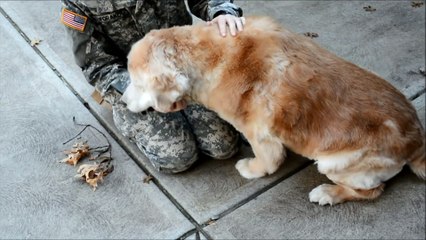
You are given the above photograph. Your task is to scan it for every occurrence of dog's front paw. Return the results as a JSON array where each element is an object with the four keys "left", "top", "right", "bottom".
[
  {"left": 309, "top": 184, "right": 343, "bottom": 206},
  {"left": 235, "top": 158, "right": 266, "bottom": 179}
]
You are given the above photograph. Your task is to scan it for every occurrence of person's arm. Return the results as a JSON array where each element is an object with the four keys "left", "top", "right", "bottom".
[
  {"left": 61, "top": 0, "right": 129, "bottom": 97},
  {"left": 187, "top": 0, "right": 243, "bottom": 21}
]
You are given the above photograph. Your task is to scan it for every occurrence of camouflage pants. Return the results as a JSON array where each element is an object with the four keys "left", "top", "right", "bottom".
[{"left": 110, "top": 94, "right": 240, "bottom": 173}]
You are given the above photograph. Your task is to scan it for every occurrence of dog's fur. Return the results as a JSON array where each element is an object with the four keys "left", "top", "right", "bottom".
[{"left": 122, "top": 16, "right": 425, "bottom": 205}]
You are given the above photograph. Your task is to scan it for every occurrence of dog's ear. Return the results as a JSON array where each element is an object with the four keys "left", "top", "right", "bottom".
[
  {"left": 152, "top": 74, "right": 174, "bottom": 91},
  {"left": 151, "top": 73, "right": 190, "bottom": 91},
  {"left": 152, "top": 38, "right": 177, "bottom": 63}
]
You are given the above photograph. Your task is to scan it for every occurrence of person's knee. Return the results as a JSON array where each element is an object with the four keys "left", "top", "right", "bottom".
[
  {"left": 112, "top": 102, "right": 199, "bottom": 173},
  {"left": 202, "top": 133, "right": 240, "bottom": 159},
  {"left": 183, "top": 104, "right": 240, "bottom": 159},
  {"left": 140, "top": 143, "right": 198, "bottom": 173},
  {"left": 208, "top": 143, "right": 239, "bottom": 159}
]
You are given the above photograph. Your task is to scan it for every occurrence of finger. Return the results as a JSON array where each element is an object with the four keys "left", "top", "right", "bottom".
[
  {"left": 218, "top": 18, "right": 227, "bottom": 37},
  {"left": 226, "top": 16, "right": 237, "bottom": 36},
  {"left": 240, "top": 17, "right": 246, "bottom": 26},
  {"left": 235, "top": 18, "right": 244, "bottom": 32}
]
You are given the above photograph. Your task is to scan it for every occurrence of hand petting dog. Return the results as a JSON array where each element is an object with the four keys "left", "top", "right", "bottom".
[{"left": 208, "top": 14, "right": 246, "bottom": 37}]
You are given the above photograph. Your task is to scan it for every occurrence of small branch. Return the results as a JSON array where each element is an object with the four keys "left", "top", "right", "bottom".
[
  {"left": 62, "top": 125, "right": 89, "bottom": 145},
  {"left": 63, "top": 117, "right": 113, "bottom": 160}
]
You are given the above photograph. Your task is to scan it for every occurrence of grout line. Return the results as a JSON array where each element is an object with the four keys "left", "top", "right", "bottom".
[
  {"left": 200, "top": 161, "right": 312, "bottom": 228},
  {"left": 176, "top": 228, "right": 197, "bottom": 240},
  {"left": 409, "top": 88, "right": 426, "bottom": 101},
  {"left": 176, "top": 228, "right": 210, "bottom": 240},
  {"left": 0, "top": 6, "right": 208, "bottom": 236}
]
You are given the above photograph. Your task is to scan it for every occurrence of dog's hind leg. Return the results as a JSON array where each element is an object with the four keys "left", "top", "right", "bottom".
[
  {"left": 309, "top": 182, "right": 385, "bottom": 206},
  {"left": 309, "top": 156, "right": 404, "bottom": 205},
  {"left": 235, "top": 136, "right": 285, "bottom": 179}
]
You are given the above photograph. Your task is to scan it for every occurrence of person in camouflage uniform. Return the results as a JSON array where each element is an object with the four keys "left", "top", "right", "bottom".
[{"left": 60, "top": 0, "right": 244, "bottom": 173}]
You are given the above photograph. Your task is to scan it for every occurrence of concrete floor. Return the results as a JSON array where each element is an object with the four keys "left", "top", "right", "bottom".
[{"left": 0, "top": 1, "right": 424, "bottom": 239}]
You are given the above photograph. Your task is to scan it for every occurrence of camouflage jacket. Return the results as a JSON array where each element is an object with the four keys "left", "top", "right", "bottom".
[{"left": 60, "top": 0, "right": 243, "bottom": 97}]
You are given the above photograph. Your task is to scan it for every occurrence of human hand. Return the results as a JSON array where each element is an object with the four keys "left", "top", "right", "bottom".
[{"left": 207, "top": 14, "right": 245, "bottom": 37}]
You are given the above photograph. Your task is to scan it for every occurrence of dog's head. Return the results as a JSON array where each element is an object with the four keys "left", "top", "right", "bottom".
[{"left": 122, "top": 30, "right": 190, "bottom": 113}]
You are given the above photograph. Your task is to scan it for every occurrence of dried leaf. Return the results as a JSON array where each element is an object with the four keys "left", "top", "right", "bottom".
[
  {"left": 411, "top": 1, "right": 424, "bottom": 8},
  {"left": 30, "top": 38, "right": 42, "bottom": 46},
  {"left": 143, "top": 175, "right": 153, "bottom": 184},
  {"left": 363, "top": 5, "right": 376, "bottom": 12},
  {"left": 206, "top": 219, "right": 216, "bottom": 226},
  {"left": 303, "top": 32, "right": 319, "bottom": 38},
  {"left": 88, "top": 146, "right": 110, "bottom": 160},
  {"left": 75, "top": 161, "right": 114, "bottom": 191},
  {"left": 59, "top": 118, "right": 114, "bottom": 191},
  {"left": 75, "top": 164, "right": 102, "bottom": 191},
  {"left": 60, "top": 141, "right": 90, "bottom": 166}
]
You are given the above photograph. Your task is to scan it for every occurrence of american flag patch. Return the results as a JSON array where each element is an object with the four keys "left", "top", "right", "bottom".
[{"left": 61, "top": 8, "right": 87, "bottom": 32}]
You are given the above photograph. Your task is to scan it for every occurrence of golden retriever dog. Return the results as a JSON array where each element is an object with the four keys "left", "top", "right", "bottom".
[{"left": 122, "top": 16, "right": 425, "bottom": 205}]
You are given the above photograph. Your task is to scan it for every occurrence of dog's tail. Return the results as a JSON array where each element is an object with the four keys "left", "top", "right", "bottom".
[{"left": 408, "top": 138, "right": 426, "bottom": 179}]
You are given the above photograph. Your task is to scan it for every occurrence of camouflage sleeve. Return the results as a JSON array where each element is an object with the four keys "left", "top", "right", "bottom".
[
  {"left": 60, "top": 0, "right": 129, "bottom": 96},
  {"left": 187, "top": 0, "right": 243, "bottom": 21}
]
